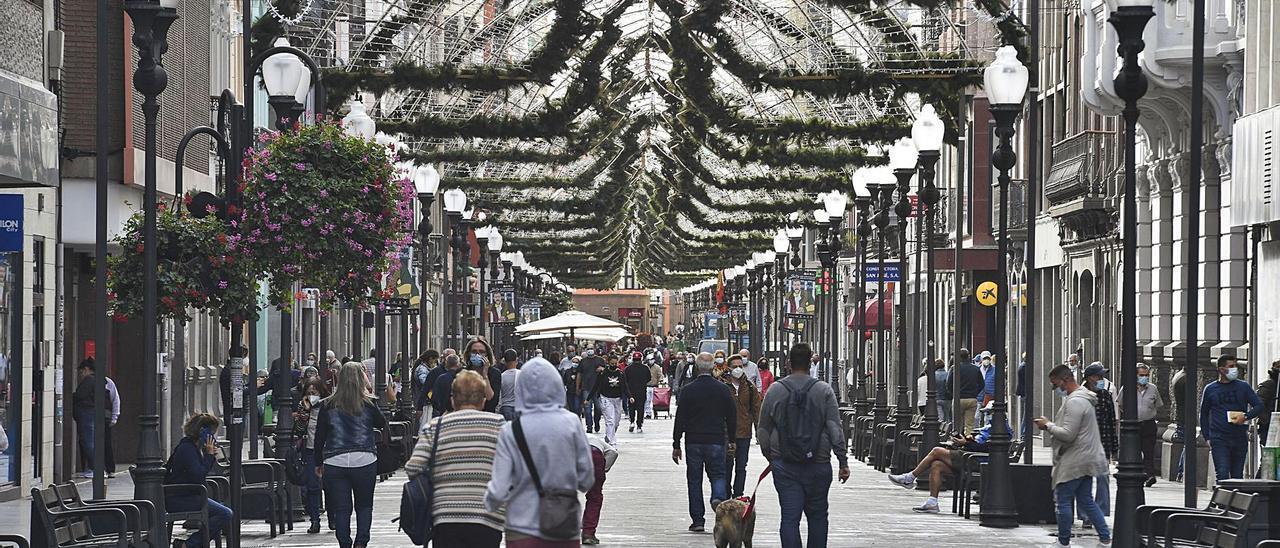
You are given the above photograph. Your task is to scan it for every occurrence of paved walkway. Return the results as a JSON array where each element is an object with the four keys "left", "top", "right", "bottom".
[{"left": 3, "top": 407, "right": 1195, "bottom": 547}]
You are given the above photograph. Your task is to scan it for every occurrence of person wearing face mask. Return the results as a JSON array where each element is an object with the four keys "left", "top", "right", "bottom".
[
  {"left": 1079, "top": 362, "right": 1117, "bottom": 524},
  {"left": 673, "top": 353, "right": 697, "bottom": 399},
  {"left": 592, "top": 356, "right": 630, "bottom": 445},
  {"left": 294, "top": 377, "right": 332, "bottom": 533},
  {"left": 725, "top": 358, "right": 761, "bottom": 498},
  {"left": 577, "top": 347, "right": 606, "bottom": 432},
  {"left": 1198, "top": 355, "right": 1263, "bottom": 481},
  {"left": 624, "top": 352, "right": 652, "bottom": 433},
  {"left": 1118, "top": 363, "right": 1164, "bottom": 487},
  {"left": 1034, "top": 365, "right": 1111, "bottom": 547}
]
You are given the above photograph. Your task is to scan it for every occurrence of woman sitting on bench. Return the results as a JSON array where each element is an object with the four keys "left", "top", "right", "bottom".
[{"left": 165, "top": 413, "right": 232, "bottom": 548}]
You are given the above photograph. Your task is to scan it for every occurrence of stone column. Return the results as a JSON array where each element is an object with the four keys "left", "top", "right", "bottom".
[{"left": 1214, "top": 137, "right": 1251, "bottom": 356}]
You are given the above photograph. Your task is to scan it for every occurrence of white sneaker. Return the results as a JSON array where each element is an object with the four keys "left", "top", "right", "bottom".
[
  {"left": 636, "top": 426, "right": 644, "bottom": 433},
  {"left": 912, "top": 501, "right": 940, "bottom": 513},
  {"left": 887, "top": 473, "right": 915, "bottom": 489},
  {"left": 78, "top": 471, "right": 94, "bottom": 478}
]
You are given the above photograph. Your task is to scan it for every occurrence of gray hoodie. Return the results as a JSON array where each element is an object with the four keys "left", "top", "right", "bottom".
[
  {"left": 484, "top": 358, "right": 594, "bottom": 539},
  {"left": 1044, "top": 386, "right": 1109, "bottom": 486}
]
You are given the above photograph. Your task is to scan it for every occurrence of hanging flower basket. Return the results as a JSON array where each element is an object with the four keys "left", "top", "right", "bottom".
[
  {"left": 107, "top": 205, "right": 260, "bottom": 324},
  {"left": 238, "top": 120, "right": 414, "bottom": 310}
]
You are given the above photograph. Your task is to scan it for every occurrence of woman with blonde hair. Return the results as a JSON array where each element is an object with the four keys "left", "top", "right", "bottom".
[
  {"left": 406, "top": 370, "right": 506, "bottom": 547},
  {"left": 164, "top": 413, "right": 232, "bottom": 548},
  {"left": 315, "top": 362, "right": 387, "bottom": 548}
]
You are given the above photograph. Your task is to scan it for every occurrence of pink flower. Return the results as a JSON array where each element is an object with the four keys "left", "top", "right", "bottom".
[
  {"left": 217, "top": 280, "right": 228, "bottom": 289},
  {"left": 294, "top": 162, "right": 307, "bottom": 171},
  {"left": 265, "top": 173, "right": 277, "bottom": 181}
]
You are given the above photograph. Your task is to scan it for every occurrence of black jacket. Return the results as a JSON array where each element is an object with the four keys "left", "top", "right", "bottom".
[
  {"left": 593, "top": 366, "right": 629, "bottom": 399},
  {"left": 624, "top": 364, "right": 651, "bottom": 396},
  {"left": 673, "top": 374, "right": 737, "bottom": 447},
  {"left": 1259, "top": 368, "right": 1278, "bottom": 434},
  {"left": 949, "top": 362, "right": 984, "bottom": 400}
]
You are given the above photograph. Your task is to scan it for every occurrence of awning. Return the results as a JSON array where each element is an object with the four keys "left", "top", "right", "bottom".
[
  {"left": 847, "top": 286, "right": 894, "bottom": 331},
  {"left": 520, "top": 327, "right": 634, "bottom": 342},
  {"left": 1044, "top": 156, "right": 1086, "bottom": 202}
]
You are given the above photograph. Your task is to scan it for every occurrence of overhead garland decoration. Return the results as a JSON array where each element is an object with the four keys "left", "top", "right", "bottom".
[{"left": 237, "top": 120, "right": 414, "bottom": 310}]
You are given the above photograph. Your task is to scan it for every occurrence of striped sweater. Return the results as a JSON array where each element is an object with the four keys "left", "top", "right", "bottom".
[{"left": 404, "top": 409, "right": 507, "bottom": 531}]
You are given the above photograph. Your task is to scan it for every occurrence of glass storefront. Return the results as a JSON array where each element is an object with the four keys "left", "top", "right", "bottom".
[{"left": 0, "top": 253, "right": 16, "bottom": 486}]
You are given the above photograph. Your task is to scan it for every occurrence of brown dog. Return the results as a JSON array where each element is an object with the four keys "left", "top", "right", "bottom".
[{"left": 713, "top": 498, "right": 756, "bottom": 548}]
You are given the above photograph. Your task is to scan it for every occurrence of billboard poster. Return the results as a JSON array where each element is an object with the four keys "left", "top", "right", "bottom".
[
  {"left": 726, "top": 303, "right": 749, "bottom": 334},
  {"left": 782, "top": 315, "right": 809, "bottom": 335},
  {"left": 519, "top": 299, "right": 542, "bottom": 325},
  {"left": 783, "top": 271, "right": 816, "bottom": 317},
  {"left": 488, "top": 286, "right": 518, "bottom": 325}
]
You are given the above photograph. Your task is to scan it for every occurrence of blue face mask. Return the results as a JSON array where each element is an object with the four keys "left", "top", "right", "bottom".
[
  {"left": 469, "top": 355, "right": 485, "bottom": 368},
  {"left": 1137, "top": 376, "right": 1150, "bottom": 386},
  {"left": 1226, "top": 367, "right": 1240, "bottom": 381}
]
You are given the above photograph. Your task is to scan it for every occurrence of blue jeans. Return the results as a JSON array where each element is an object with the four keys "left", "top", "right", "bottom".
[
  {"left": 1209, "top": 440, "right": 1247, "bottom": 481},
  {"left": 684, "top": 442, "right": 728, "bottom": 525},
  {"left": 772, "top": 459, "right": 832, "bottom": 548},
  {"left": 579, "top": 390, "right": 597, "bottom": 430},
  {"left": 301, "top": 448, "right": 323, "bottom": 522},
  {"left": 1055, "top": 476, "right": 1110, "bottom": 545},
  {"left": 76, "top": 410, "right": 95, "bottom": 470},
  {"left": 322, "top": 462, "right": 376, "bottom": 548},
  {"left": 726, "top": 437, "right": 751, "bottom": 497},
  {"left": 167, "top": 495, "right": 232, "bottom": 548},
  {"left": 1078, "top": 473, "right": 1110, "bottom": 518}
]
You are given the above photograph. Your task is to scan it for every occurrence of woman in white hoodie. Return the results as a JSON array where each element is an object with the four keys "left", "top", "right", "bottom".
[{"left": 485, "top": 357, "right": 595, "bottom": 548}]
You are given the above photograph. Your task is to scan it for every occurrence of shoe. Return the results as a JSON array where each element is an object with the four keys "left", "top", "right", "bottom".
[
  {"left": 1145, "top": 476, "right": 1157, "bottom": 488},
  {"left": 1082, "top": 521, "right": 1093, "bottom": 530},
  {"left": 629, "top": 423, "right": 634, "bottom": 433},
  {"left": 1097, "top": 540, "right": 1112, "bottom": 547},
  {"left": 887, "top": 473, "right": 915, "bottom": 489},
  {"left": 688, "top": 523, "right": 705, "bottom": 533},
  {"left": 308, "top": 521, "right": 321, "bottom": 534},
  {"left": 582, "top": 534, "right": 600, "bottom": 545},
  {"left": 79, "top": 471, "right": 94, "bottom": 478},
  {"left": 636, "top": 426, "right": 643, "bottom": 434},
  {"left": 912, "top": 501, "right": 940, "bottom": 514}
]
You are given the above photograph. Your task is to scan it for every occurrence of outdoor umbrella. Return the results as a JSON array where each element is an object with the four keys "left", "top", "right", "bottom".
[{"left": 515, "top": 310, "right": 628, "bottom": 335}]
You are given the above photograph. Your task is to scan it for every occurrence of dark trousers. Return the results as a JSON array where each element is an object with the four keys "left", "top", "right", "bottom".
[
  {"left": 167, "top": 494, "right": 232, "bottom": 548},
  {"left": 582, "top": 448, "right": 607, "bottom": 535},
  {"left": 431, "top": 522, "right": 502, "bottom": 548},
  {"left": 1139, "top": 420, "right": 1158, "bottom": 477},
  {"left": 725, "top": 437, "right": 751, "bottom": 497},
  {"left": 322, "top": 462, "right": 376, "bottom": 548},
  {"left": 104, "top": 423, "right": 115, "bottom": 473},
  {"left": 75, "top": 410, "right": 95, "bottom": 471},
  {"left": 301, "top": 448, "right": 323, "bottom": 522},
  {"left": 685, "top": 442, "right": 728, "bottom": 525},
  {"left": 1210, "top": 440, "right": 1248, "bottom": 481},
  {"left": 628, "top": 393, "right": 646, "bottom": 428},
  {"left": 771, "top": 459, "right": 832, "bottom": 548}
]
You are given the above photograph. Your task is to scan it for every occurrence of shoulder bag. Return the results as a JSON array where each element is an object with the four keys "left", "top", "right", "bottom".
[
  {"left": 397, "top": 417, "right": 443, "bottom": 545},
  {"left": 513, "top": 417, "right": 582, "bottom": 540}
]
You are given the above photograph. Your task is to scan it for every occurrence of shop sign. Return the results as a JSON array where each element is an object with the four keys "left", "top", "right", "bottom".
[{"left": 0, "top": 194, "right": 21, "bottom": 253}]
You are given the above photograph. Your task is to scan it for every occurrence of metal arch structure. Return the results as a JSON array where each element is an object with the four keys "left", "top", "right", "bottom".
[{"left": 274, "top": 0, "right": 1009, "bottom": 287}]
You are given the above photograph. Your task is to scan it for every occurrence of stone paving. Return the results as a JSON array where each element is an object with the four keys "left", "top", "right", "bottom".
[{"left": 1, "top": 405, "right": 1195, "bottom": 548}]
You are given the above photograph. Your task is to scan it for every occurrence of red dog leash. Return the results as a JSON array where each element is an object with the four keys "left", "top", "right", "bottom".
[{"left": 740, "top": 464, "right": 773, "bottom": 519}]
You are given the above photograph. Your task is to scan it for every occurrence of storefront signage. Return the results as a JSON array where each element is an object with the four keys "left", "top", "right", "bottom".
[
  {"left": 863, "top": 262, "right": 901, "bottom": 282},
  {"left": 0, "top": 195, "right": 22, "bottom": 253}
]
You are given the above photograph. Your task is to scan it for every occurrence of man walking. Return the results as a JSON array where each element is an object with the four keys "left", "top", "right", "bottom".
[
  {"left": 1199, "top": 355, "right": 1264, "bottom": 481},
  {"left": 624, "top": 352, "right": 651, "bottom": 433},
  {"left": 738, "top": 349, "right": 763, "bottom": 392},
  {"left": 1035, "top": 365, "right": 1111, "bottom": 547},
  {"left": 1118, "top": 363, "right": 1163, "bottom": 486},
  {"left": 72, "top": 359, "right": 104, "bottom": 478},
  {"left": 757, "top": 343, "right": 850, "bottom": 548},
  {"left": 104, "top": 372, "right": 120, "bottom": 477},
  {"left": 672, "top": 352, "right": 736, "bottom": 533},
  {"left": 498, "top": 348, "right": 520, "bottom": 420},
  {"left": 1081, "top": 362, "right": 1118, "bottom": 523},
  {"left": 578, "top": 348, "right": 605, "bottom": 433}
]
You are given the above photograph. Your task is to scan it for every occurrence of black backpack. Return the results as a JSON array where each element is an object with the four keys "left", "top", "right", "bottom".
[
  {"left": 775, "top": 377, "right": 822, "bottom": 463},
  {"left": 397, "top": 418, "right": 442, "bottom": 545}
]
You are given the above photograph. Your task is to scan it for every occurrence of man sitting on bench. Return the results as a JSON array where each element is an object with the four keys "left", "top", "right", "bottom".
[{"left": 884, "top": 401, "right": 1008, "bottom": 514}]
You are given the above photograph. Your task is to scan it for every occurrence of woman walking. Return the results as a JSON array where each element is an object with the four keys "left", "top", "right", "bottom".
[
  {"left": 294, "top": 377, "right": 331, "bottom": 533},
  {"left": 486, "top": 357, "right": 595, "bottom": 548},
  {"left": 315, "top": 362, "right": 387, "bottom": 548},
  {"left": 405, "top": 370, "right": 506, "bottom": 548}
]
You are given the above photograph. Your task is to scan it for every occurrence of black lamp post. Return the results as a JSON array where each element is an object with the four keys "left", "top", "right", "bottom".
[
  {"left": 772, "top": 230, "right": 789, "bottom": 364},
  {"left": 819, "top": 193, "right": 848, "bottom": 394},
  {"left": 122, "top": 1, "right": 178, "bottom": 541},
  {"left": 443, "top": 189, "right": 467, "bottom": 349},
  {"left": 458, "top": 209, "right": 474, "bottom": 343},
  {"left": 811, "top": 213, "right": 830, "bottom": 364},
  {"left": 407, "top": 162, "right": 440, "bottom": 362},
  {"left": 476, "top": 222, "right": 490, "bottom": 338},
  {"left": 978, "top": 45, "right": 1029, "bottom": 529},
  {"left": 871, "top": 180, "right": 893, "bottom": 431},
  {"left": 889, "top": 140, "right": 918, "bottom": 472},
  {"left": 853, "top": 188, "right": 873, "bottom": 418},
  {"left": 912, "top": 106, "right": 946, "bottom": 464},
  {"left": 1110, "top": 1, "right": 1155, "bottom": 542}
]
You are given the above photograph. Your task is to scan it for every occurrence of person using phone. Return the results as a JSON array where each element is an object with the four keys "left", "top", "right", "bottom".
[
  {"left": 887, "top": 400, "right": 1009, "bottom": 514},
  {"left": 164, "top": 413, "right": 232, "bottom": 548}
]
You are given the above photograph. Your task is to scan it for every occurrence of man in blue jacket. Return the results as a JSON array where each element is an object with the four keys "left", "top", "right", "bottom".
[
  {"left": 1199, "top": 355, "right": 1264, "bottom": 481},
  {"left": 672, "top": 351, "right": 736, "bottom": 533}
]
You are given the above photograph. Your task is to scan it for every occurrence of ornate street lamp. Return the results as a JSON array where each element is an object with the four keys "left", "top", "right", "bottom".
[
  {"left": 759, "top": 250, "right": 776, "bottom": 359},
  {"left": 822, "top": 192, "right": 848, "bottom": 392},
  {"left": 889, "top": 138, "right": 918, "bottom": 472},
  {"left": 410, "top": 163, "right": 440, "bottom": 355},
  {"left": 977, "top": 44, "right": 1029, "bottom": 530},
  {"left": 263, "top": 38, "right": 312, "bottom": 130},
  {"left": 913, "top": 104, "right": 945, "bottom": 458},
  {"left": 476, "top": 221, "right": 491, "bottom": 338},
  {"left": 459, "top": 206, "right": 475, "bottom": 345},
  {"left": 786, "top": 214, "right": 805, "bottom": 269},
  {"left": 870, "top": 176, "right": 894, "bottom": 433},
  {"left": 853, "top": 179, "right": 874, "bottom": 418},
  {"left": 773, "top": 230, "right": 790, "bottom": 360},
  {"left": 443, "top": 189, "right": 467, "bottom": 349},
  {"left": 121, "top": 0, "right": 179, "bottom": 539},
  {"left": 1110, "top": 0, "right": 1156, "bottom": 540}
]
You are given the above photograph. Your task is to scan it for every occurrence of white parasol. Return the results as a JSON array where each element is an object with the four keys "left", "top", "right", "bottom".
[{"left": 515, "top": 310, "right": 628, "bottom": 335}]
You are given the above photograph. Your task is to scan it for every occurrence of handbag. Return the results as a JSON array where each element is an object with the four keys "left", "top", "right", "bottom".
[
  {"left": 397, "top": 418, "right": 443, "bottom": 545},
  {"left": 513, "top": 417, "right": 582, "bottom": 540}
]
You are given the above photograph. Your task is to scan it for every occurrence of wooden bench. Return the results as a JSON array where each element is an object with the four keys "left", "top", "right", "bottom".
[{"left": 1137, "top": 490, "right": 1259, "bottom": 548}]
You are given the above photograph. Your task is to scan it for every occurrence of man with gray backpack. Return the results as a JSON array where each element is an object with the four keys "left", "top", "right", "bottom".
[{"left": 757, "top": 343, "right": 850, "bottom": 548}]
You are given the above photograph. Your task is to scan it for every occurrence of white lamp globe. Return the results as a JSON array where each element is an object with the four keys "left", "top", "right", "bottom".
[
  {"left": 263, "top": 38, "right": 306, "bottom": 98},
  {"left": 292, "top": 64, "right": 313, "bottom": 104},
  {"left": 773, "top": 230, "right": 790, "bottom": 253},
  {"left": 888, "top": 137, "right": 919, "bottom": 170},
  {"left": 488, "top": 231, "right": 504, "bottom": 252},
  {"left": 984, "top": 45, "right": 1030, "bottom": 106},
  {"left": 761, "top": 250, "right": 776, "bottom": 263},
  {"left": 413, "top": 165, "right": 440, "bottom": 195},
  {"left": 341, "top": 101, "right": 376, "bottom": 139},
  {"left": 443, "top": 188, "right": 467, "bottom": 213},
  {"left": 911, "top": 105, "right": 945, "bottom": 153},
  {"left": 823, "top": 192, "right": 849, "bottom": 220}
]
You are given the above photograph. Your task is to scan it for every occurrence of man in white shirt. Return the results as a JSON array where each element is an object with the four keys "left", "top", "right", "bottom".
[
  {"left": 738, "top": 349, "right": 762, "bottom": 392},
  {"left": 1118, "top": 363, "right": 1163, "bottom": 486},
  {"left": 105, "top": 375, "right": 120, "bottom": 477}
]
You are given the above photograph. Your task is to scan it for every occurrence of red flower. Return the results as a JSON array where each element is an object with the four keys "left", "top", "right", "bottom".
[
  {"left": 183, "top": 194, "right": 194, "bottom": 205},
  {"left": 136, "top": 243, "right": 145, "bottom": 253},
  {"left": 112, "top": 313, "right": 129, "bottom": 323}
]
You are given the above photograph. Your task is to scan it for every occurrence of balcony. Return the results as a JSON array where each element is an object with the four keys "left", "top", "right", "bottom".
[
  {"left": 1044, "top": 131, "right": 1121, "bottom": 243},
  {"left": 990, "top": 178, "right": 1027, "bottom": 241}
]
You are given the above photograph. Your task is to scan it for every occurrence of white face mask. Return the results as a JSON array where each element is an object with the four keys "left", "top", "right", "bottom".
[
  {"left": 731, "top": 367, "right": 744, "bottom": 379},
  {"left": 308, "top": 395, "right": 320, "bottom": 405}
]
